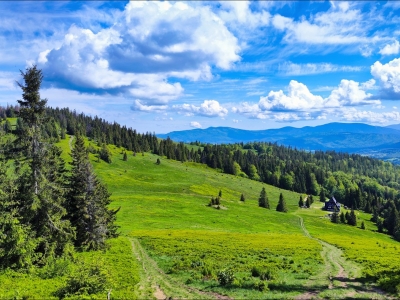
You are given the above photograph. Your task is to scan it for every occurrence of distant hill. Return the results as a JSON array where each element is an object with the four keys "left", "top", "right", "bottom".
[
  {"left": 387, "top": 123, "right": 400, "bottom": 131},
  {"left": 157, "top": 122, "right": 400, "bottom": 162}
]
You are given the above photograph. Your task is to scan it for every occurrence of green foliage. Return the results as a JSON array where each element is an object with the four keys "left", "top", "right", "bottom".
[
  {"left": 298, "top": 195, "right": 303, "bottom": 208},
  {"left": 240, "top": 193, "right": 245, "bottom": 202},
  {"left": 348, "top": 209, "right": 357, "bottom": 226},
  {"left": 276, "top": 193, "right": 288, "bottom": 212},
  {"left": 339, "top": 212, "right": 346, "bottom": 224},
  {"left": 3, "top": 66, "right": 73, "bottom": 267},
  {"left": 258, "top": 187, "right": 270, "bottom": 209},
  {"left": 331, "top": 206, "right": 340, "bottom": 224},
  {"left": 67, "top": 135, "right": 119, "bottom": 250},
  {"left": 319, "top": 189, "right": 326, "bottom": 203},
  {"left": 217, "top": 269, "right": 235, "bottom": 286},
  {"left": 56, "top": 259, "right": 111, "bottom": 298},
  {"left": 361, "top": 221, "right": 366, "bottom": 230},
  {"left": 99, "top": 144, "right": 112, "bottom": 163}
]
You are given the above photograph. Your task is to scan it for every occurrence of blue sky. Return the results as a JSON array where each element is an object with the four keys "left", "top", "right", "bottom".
[{"left": 1, "top": 1, "right": 400, "bottom": 133}]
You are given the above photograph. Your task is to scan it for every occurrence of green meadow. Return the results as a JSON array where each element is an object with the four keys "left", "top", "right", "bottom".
[{"left": 1, "top": 135, "right": 399, "bottom": 299}]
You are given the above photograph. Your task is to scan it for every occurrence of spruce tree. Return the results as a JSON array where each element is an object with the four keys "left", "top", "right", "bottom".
[
  {"left": 67, "top": 135, "right": 119, "bottom": 250},
  {"left": 345, "top": 211, "right": 350, "bottom": 224},
  {"left": 361, "top": 221, "right": 365, "bottom": 230},
  {"left": 14, "top": 66, "right": 73, "bottom": 262},
  {"left": 305, "top": 197, "right": 311, "bottom": 208},
  {"left": 298, "top": 195, "right": 303, "bottom": 208},
  {"left": 258, "top": 187, "right": 269, "bottom": 209},
  {"left": 348, "top": 209, "right": 357, "bottom": 226},
  {"left": 123, "top": 152, "right": 127, "bottom": 161},
  {"left": 331, "top": 206, "right": 339, "bottom": 223},
  {"left": 377, "top": 218, "right": 384, "bottom": 233},
  {"left": 319, "top": 189, "right": 326, "bottom": 203},
  {"left": 240, "top": 193, "right": 245, "bottom": 202},
  {"left": 0, "top": 156, "right": 36, "bottom": 269},
  {"left": 276, "top": 193, "right": 288, "bottom": 212},
  {"left": 340, "top": 212, "right": 346, "bottom": 223}
]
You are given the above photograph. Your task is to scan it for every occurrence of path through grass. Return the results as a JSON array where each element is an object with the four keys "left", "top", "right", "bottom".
[
  {"left": 131, "top": 238, "right": 233, "bottom": 300},
  {"left": 295, "top": 215, "right": 388, "bottom": 299}
]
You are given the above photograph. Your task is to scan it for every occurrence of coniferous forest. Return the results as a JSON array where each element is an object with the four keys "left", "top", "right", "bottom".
[{"left": 0, "top": 66, "right": 118, "bottom": 271}]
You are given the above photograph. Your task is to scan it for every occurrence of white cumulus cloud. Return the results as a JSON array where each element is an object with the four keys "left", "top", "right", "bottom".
[
  {"left": 36, "top": 1, "right": 241, "bottom": 109},
  {"left": 174, "top": 100, "right": 228, "bottom": 117},
  {"left": 325, "top": 79, "right": 378, "bottom": 107},
  {"left": 259, "top": 80, "right": 324, "bottom": 111},
  {"left": 379, "top": 40, "right": 400, "bottom": 56},
  {"left": 190, "top": 121, "right": 202, "bottom": 128},
  {"left": 232, "top": 79, "right": 381, "bottom": 121},
  {"left": 371, "top": 58, "right": 400, "bottom": 97}
]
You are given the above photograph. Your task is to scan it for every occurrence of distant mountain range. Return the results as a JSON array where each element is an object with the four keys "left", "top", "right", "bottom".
[{"left": 157, "top": 123, "right": 400, "bottom": 164}]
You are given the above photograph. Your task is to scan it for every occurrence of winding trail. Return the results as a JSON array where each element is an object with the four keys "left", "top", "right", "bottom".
[
  {"left": 130, "top": 238, "right": 232, "bottom": 300},
  {"left": 295, "top": 215, "right": 389, "bottom": 299}
]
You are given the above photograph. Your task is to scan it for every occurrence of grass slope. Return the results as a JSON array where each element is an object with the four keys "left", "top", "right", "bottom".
[{"left": 1, "top": 135, "right": 399, "bottom": 299}]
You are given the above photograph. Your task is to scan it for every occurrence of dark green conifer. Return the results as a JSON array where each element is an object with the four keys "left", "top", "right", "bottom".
[
  {"left": 348, "top": 209, "right": 357, "bottom": 226},
  {"left": 331, "top": 206, "right": 339, "bottom": 223},
  {"left": 66, "top": 135, "right": 119, "bottom": 250},
  {"left": 123, "top": 152, "right": 127, "bottom": 161},
  {"left": 298, "top": 195, "right": 303, "bottom": 208},
  {"left": 340, "top": 212, "right": 346, "bottom": 223},
  {"left": 319, "top": 189, "right": 326, "bottom": 203},
  {"left": 14, "top": 66, "right": 73, "bottom": 262},
  {"left": 276, "top": 193, "right": 288, "bottom": 212},
  {"left": 240, "top": 194, "right": 245, "bottom": 202},
  {"left": 361, "top": 221, "right": 365, "bottom": 230},
  {"left": 258, "top": 187, "right": 269, "bottom": 209}
]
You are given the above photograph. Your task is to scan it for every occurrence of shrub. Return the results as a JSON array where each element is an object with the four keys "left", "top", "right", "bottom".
[
  {"left": 253, "top": 280, "right": 268, "bottom": 291},
  {"left": 251, "top": 266, "right": 261, "bottom": 277},
  {"left": 217, "top": 269, "right": 235, "bottom": 286},
  {"left": 55, "top": 259, "right": 111, "bottom": 298},
  {"left": 38, "top": 257, "right": 71, "bottom": 279}
]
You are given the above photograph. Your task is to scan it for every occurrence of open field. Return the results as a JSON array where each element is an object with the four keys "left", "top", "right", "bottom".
[{"left": 1, "top": 136, "right": 399, "bottom": 298}]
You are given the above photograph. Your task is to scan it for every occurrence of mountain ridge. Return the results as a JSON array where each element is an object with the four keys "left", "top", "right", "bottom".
[{"left": 157, "top": 122, "right": 400, "bottom": 163}]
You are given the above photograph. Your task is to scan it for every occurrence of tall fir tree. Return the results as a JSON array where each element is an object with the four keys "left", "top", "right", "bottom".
[
  {"left": 319, "top": 189, "right": 326, "bottom": 203},
  {"left": 298, "top": 195, "right": 303, "bottom": 208},
  {"left": 339, "top": 212, "right": 346, "bottom": 223},
  {"left": 348, "top": 208, "right": 357, "bottom": 226},
  {"left": 0, "top": 155, "right": 37, "bottom": 269},
  {"left": 276, "top": 193, "right": 288, "bottom": 212},
  {"left": 258, "top": 187, "right": 270, "bottom": 209},
  {"left": 14, "top": 66, "right": 73, "bottom": 262},
  {"left": 331, "top": 206, "right": 340, "bottom": 223},
  {"left": 67, "top": 135, "right": 119, "bottom": 250}
]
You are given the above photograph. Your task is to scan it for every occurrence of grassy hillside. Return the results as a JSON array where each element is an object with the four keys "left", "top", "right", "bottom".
[{"left": 1, "top": 135, "right": 399, "bottom": 299}]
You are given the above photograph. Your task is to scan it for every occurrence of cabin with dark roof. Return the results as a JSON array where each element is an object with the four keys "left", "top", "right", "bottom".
[{"left": 324, "top": 197, "right": 341, "bottom": 211}]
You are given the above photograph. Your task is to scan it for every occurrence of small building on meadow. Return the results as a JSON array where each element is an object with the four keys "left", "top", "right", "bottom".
[{"left": 324, "top": 196, "right": 341, "bottom": 211}]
